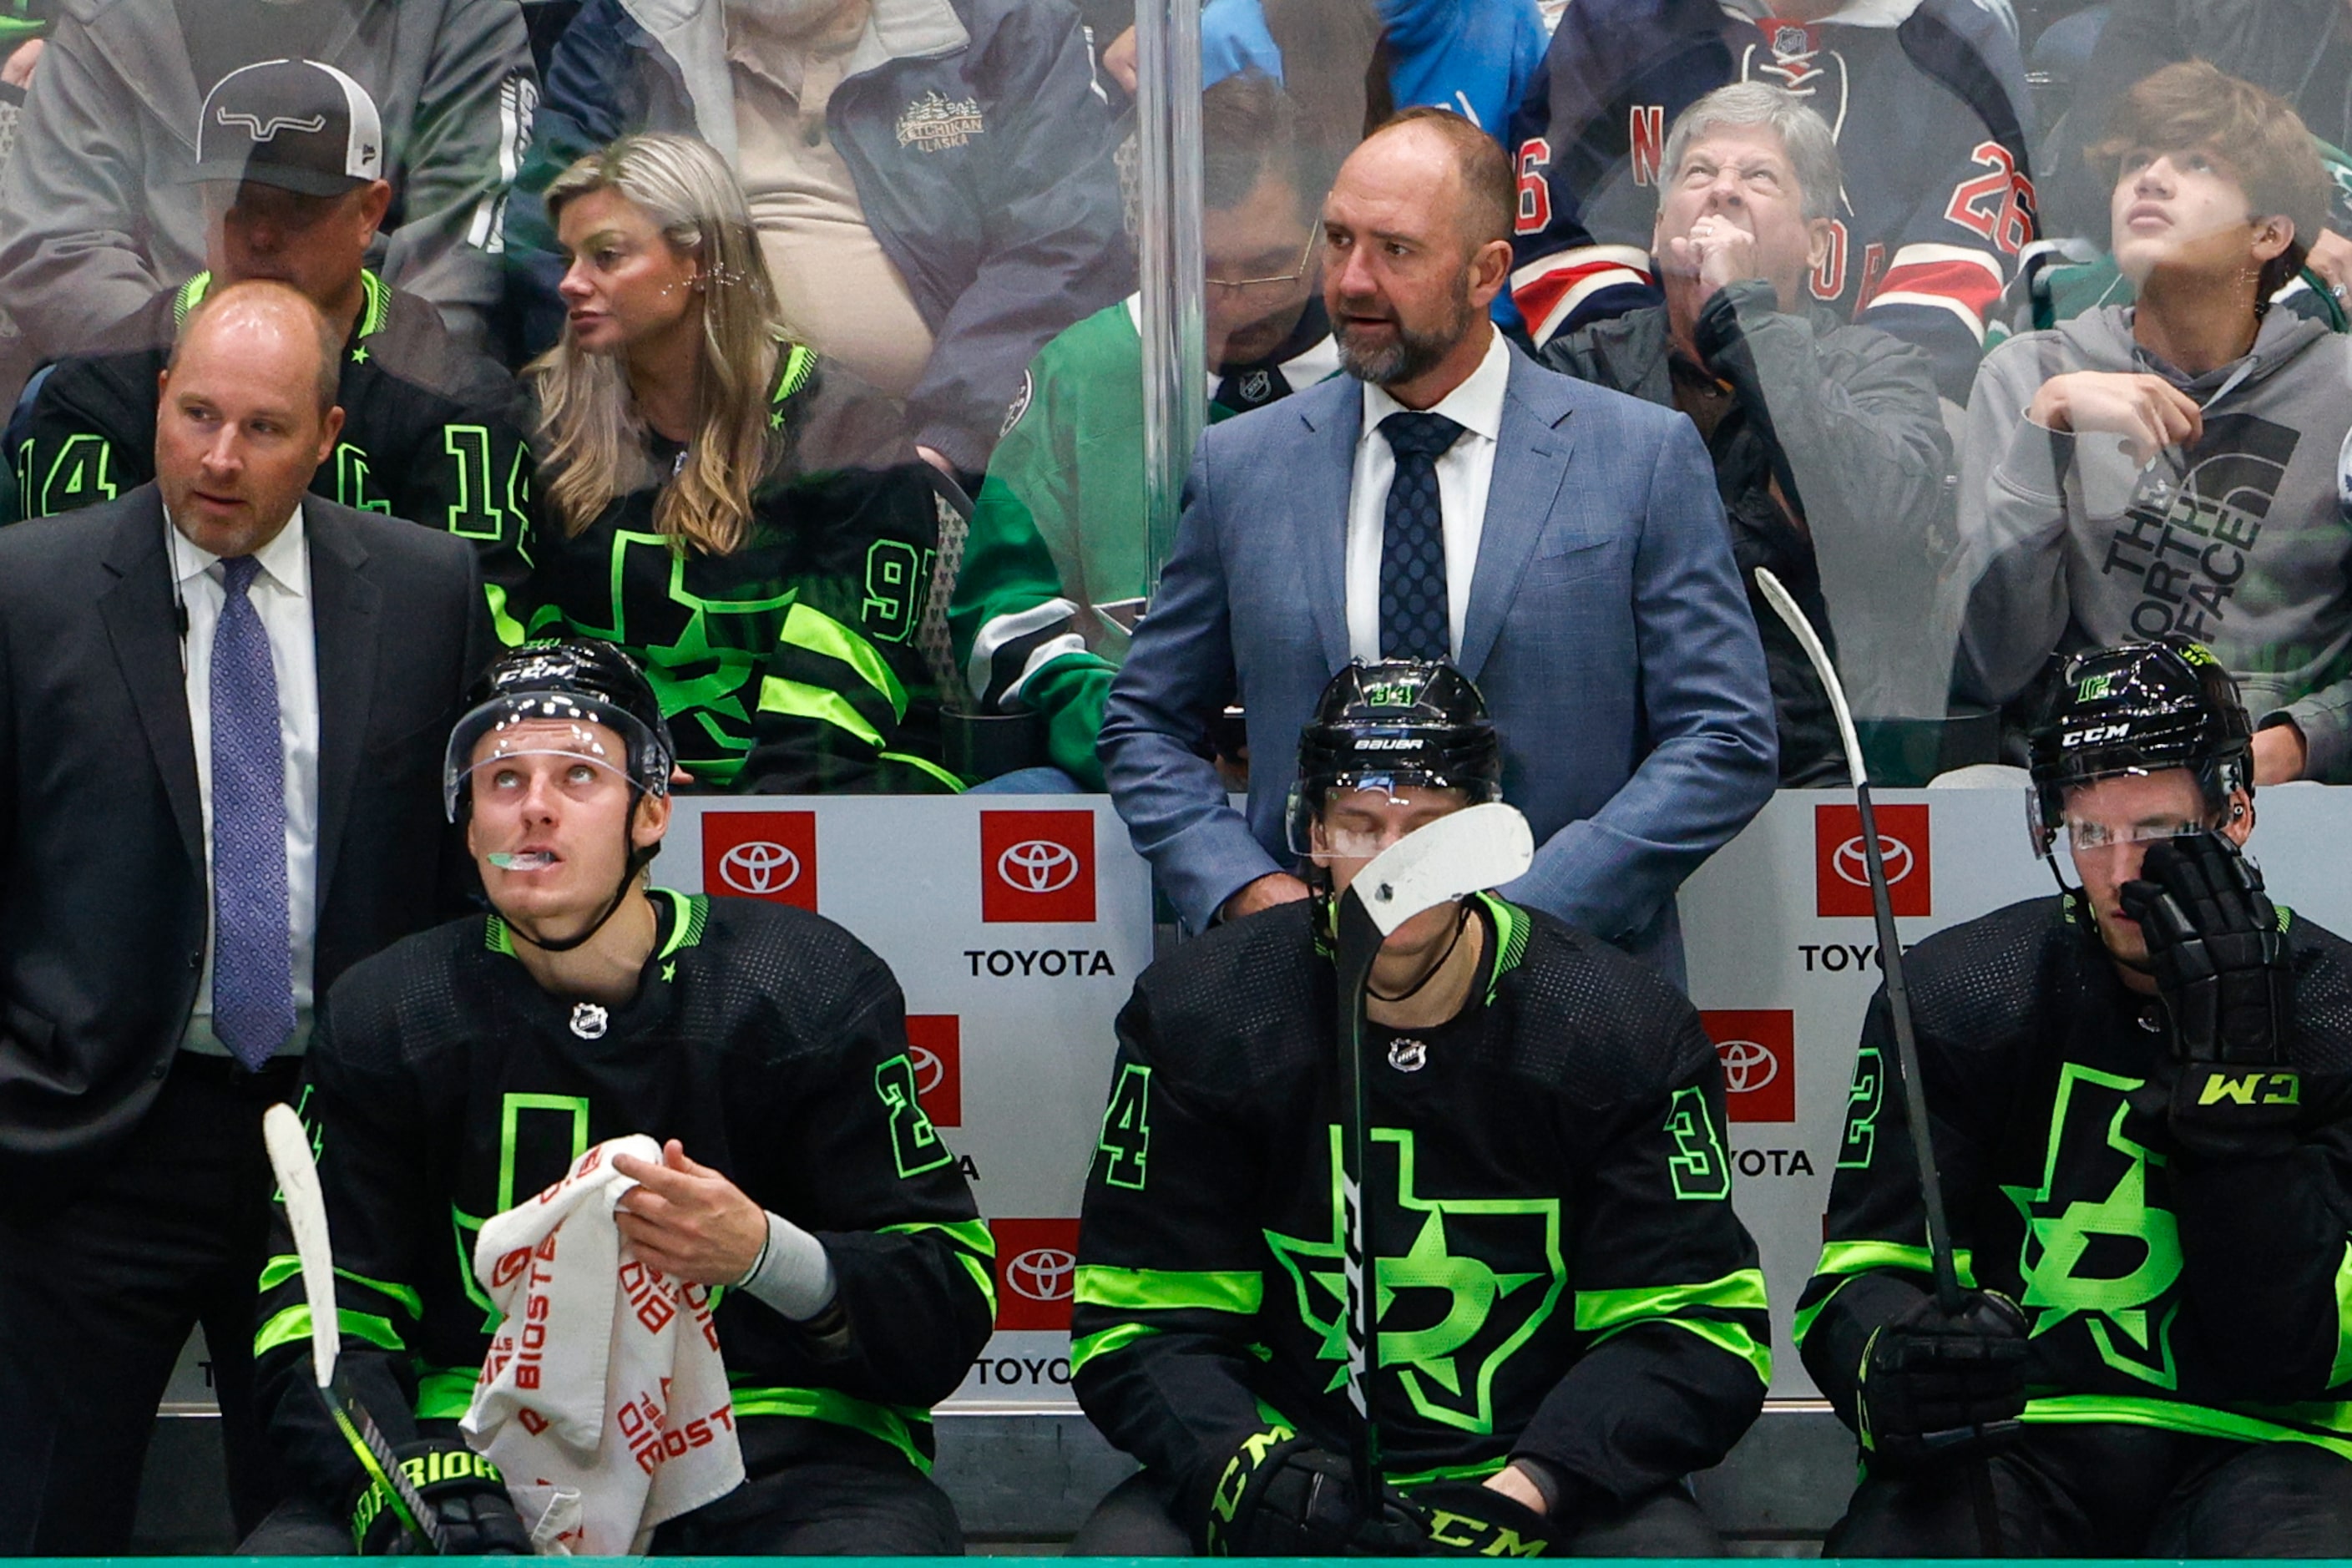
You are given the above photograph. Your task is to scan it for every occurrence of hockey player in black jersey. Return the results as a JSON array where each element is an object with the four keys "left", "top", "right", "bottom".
[
  {"left": 1797, "top": 638, "right": 2352, "bottom": 1555},
  {"left": 242, "top": 640, "right": 993, "bottom": 1553},
  {"left": 1069, "top": 660, "right": 1768, "bottom": 1556}
]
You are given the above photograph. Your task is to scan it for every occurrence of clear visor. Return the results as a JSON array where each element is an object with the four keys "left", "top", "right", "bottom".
[
  {"left": 1283, "top": 771, "right": 1496, "bottom": 856},
  {"left": 2058, "top": 817, "right": 2205, "bottom": 862},
  {"left": 443, "top": 695, "right": 665, "bottom": 820}
]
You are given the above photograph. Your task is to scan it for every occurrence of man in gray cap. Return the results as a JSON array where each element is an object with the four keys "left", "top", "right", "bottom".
[{"left": 7, "top": 59, "right": 531, "bottom": 635}]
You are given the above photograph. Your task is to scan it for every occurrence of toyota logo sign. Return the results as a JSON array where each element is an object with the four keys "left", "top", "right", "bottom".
[
  {"left": 1715, "top": 1039, "right": 1779, "bottom": 1095},
  {"left": 910, "top": 1044, "right": 945, "bottom": 1095},
  {"left": 997, "top": 840, "right": 1079, "bottom": 894},
  {"left": 1831, "top": 834, "right": 1914, "bottom": 888},
  {"left": 1007, "top": 1247, "right": 1076, "bottom": 1302},
  {"left": 719, "top": 840, "right": 801, "bottom": 895}
]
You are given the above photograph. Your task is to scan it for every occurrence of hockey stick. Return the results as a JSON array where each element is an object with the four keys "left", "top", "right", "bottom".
[
  {"left": 261, "top": 1102, "right": 448, "bottom": 1555},
  {"left": 1330, "top": 802, "right": 1535, "bottom": 1516},
  {"left": 1752, "top": 570, "right": 2005, "bottom": 1551}
]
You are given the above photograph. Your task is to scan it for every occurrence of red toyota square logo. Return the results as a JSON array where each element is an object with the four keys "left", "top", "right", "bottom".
[
  {"left": 1815, "top": 803, "right": 1930, "bottom": 918},
  {"left": 980, "top": 811, "right": 1095, "bottom": 923},
  {"left": 1700, "top": 1009, "right": 1796, "bottom": 1123},
  {"left": 905, "top": 1015, "right": 962, "bottom": 1128},
  {"left": 703, "top": 811, "right": 817, "bottom": 911},
  {"left": 993, "top": 1217, "right": 1080, "bottom": 1331}
]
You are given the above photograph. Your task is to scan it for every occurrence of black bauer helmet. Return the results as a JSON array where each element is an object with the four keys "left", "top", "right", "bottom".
[
  {"left": 2026, "top": 637, "right": 2253, "bottom": 858},
  {"left": 443, "top": 639, "right": 677, "bottom": 823},
  {"left": 1285, "top": 659, "right": 1503, "bottom": 854}
]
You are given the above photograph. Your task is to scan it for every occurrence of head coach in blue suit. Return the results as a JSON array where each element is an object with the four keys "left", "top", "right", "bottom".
[{"left": 1099, "top": 108, "right": 1777, "bottom": 986}]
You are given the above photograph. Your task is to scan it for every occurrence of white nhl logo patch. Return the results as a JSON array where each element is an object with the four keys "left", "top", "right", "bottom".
[
  {"left": 1388, "top": 1038, "right": 1428, "bottom": 1072},
  {"left": 898, "top": 90, "right": 986, "bottom": 152},
  {"left": 1770, "top": 23, "right": 1809, "bottom": 57},
  {"left": 570, "top": 1002, "right": 609, "bottom": 1039}
]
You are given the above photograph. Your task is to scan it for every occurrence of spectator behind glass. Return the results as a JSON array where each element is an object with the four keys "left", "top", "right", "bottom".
[
  {"left": 2037, "top": 0, "right": 2352, "bottom": 301},
  {"left": 0, "top": 0, "right": 532, "bottom": 398},
  {"left": 948, "top": 72, "right": 1332, "bottom": 789},
  {"left": 4, "top": 61, "right": 534, "bottom": 637},
  {"left": 1950, "top": 63, "right": 2352, "bottom": 781},
  {"left": 1099, "top": 109, "right": 1776, "bottom": 984},
  {"left": 510, "top": 0, "right": 1134, "bottom": 483},
  {"left": 522, "top": 133, "right": 979, "bottom": 794},
  {"left": 1509, "top": 0, "right": 2036, "bottom": 404},
  {"left": 1540, "top": 82, "right": 1951, "bottom": 786}
]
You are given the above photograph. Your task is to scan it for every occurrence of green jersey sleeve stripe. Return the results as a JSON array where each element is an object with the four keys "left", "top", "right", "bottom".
[
  {"left": 1069, "top": 1321, "right": 1161, "bottom": 1377},
  {"left": 1073, "top": 1265, "right": 1263, "bottom": 1316},
  {"left": 416, "top": 1368, "right": 477, "bottom": 1420},
  {"left": 1592, "top": 1315, "right": 1772, "bottom": 1387},
  {"left": 956, "top": 1252, "right": 997, "bottom": 1319},
  {"left": 254, "top": 1304, "right": 405, "bottom": 1358},
  {"left": 780, "top": 601, "right": 908, "bottom": 716},
  {"left": 2329, "top": 1241, "right": 2352, "bottom": 1391},
  {"left": 1574, "top": 1268, "right": 1769, "bottom": 1332},
  {"left": 759, "top": 675, "right": 887, "bottom": 748},
  {"left": 879, "top": 1217, "right": 999, "bottom": 1258},
  {"left": 485, "top": 583, "right": 528, "bottom": 648},
  {"left": 878, "top": 750, "right": 968, "bottom": 792},
  {"left": 1811, "top": 1239, "right": 1978, "bottom": 1287}
]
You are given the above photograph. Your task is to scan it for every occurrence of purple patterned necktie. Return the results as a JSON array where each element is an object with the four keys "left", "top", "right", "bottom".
[
  {"left": 1378, "top": 410, "right": 1464, "bottom": 660},
  {"left": 210, "top": 555, "right": 293, "bottom": 1070}
]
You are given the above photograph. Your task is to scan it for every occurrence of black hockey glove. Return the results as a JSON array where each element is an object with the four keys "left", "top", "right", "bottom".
[
  {"left": 350, "top": 1441, "right": 530, "bottom": 1555},
  {"left": 2118, "top": 834, "right": 2300, "bottom": 1157},
  {"left": 1856, "top": 1290, "right": 2028, "bottom": 1471},
  {"left": 1404, "top": 1478, "right": 1557, "bottom": 1557},
  {"left": 1196, "top": 1429, "right": 1422, "bottom": 1555}
]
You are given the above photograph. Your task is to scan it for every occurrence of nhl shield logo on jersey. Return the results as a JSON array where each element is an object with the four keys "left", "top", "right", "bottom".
[{"left": 897, "top": 90, "right": 986, "bottom": 152}]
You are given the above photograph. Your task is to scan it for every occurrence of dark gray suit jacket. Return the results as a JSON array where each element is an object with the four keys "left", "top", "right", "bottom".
[
  {"left": 0, "top": 484, "right": 492, "bottom": 1180},
  {"left": 1099, "top": 343, "right": 1778, "bottom": 984}
]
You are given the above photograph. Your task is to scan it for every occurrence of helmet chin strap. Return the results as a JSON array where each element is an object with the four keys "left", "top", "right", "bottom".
[
  {"left": 1365, "top": 900, "right": 1472, "bottom": 1004},
  {"left": 498, "top": 796, "right": 659, "bottom": 957}
]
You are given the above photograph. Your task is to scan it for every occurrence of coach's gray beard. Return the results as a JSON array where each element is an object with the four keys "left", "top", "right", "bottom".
[{"left": 1334, "top": 292, "right": 1477, "bottom": 388}]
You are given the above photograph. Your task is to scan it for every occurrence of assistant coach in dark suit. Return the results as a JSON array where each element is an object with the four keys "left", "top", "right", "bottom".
[
  {"left": 1100, "top": 109, "right": 1778, "bottom": 986},
  {"left": 0, "top": 281, "right": 492, "bottom": 1551}
]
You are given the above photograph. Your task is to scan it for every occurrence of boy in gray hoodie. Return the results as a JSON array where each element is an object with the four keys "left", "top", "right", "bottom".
[{"left": 1950, "top": 61, "right": 2352, "bottom": 781}]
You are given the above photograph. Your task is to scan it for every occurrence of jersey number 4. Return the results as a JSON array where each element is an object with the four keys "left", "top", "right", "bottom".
[{"left": 1095, "top": 1065, "right": 1151, "bottom": 1191}]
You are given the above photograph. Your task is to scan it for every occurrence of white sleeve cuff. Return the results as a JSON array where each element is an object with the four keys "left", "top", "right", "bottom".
[{"left": 737, "top": 1210, "right": 838, "bottom": 1322}]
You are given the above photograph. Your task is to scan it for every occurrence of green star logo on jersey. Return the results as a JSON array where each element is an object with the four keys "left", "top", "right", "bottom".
[
  {"left": 1264, "top": 1127, "right": 1562, "bottom": 1435},
  {"left": 1999, "top": 1063, "right": 2183, "bottom": 1388}
]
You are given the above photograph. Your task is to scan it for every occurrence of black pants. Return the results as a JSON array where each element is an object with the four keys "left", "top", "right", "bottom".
[
  {"left": 0, "top": 1054, "right": 296, "bottom": 1554},
  {"left": 1065, "top": 1469, "right": 1724, "bottom": 1556},
  {"left": 241, "top": 1439, "right": 966, "bottom": 1555},
  {"left": 1825, "top": 1422, "right": 2352, "bottom": 1557}
]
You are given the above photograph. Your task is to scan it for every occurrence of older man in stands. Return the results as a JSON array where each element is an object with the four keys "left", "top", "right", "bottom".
[
  {"left": 1100, "top": 108, "right": 1776, "bottom": 985},
  {"left": 8, "top": 62, "right": 531, "bottom": 635},
  {"left": 0, "top": 0, "right": 531, "bottom": 383},
  {"left": 1540, "top": 82, "right": 1950, "bottom": 786},
  {"left": 0, "top": 281, "right": 490, "bottom": 1550}
]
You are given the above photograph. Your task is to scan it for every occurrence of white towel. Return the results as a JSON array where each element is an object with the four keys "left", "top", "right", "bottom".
[{"left": 461, "top": 1135, "right": 745, "bottom": 1554}]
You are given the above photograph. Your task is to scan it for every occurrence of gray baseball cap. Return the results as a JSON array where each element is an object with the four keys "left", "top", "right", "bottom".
[{"left": 194, "top": 58, "right": 383, "bottom": 196}]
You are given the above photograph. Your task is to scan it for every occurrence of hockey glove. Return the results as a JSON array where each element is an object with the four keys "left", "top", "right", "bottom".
[
  {"left": 2118, "top": 834, "right": 2301, "bottom": 1157},
  {"left": 350, "top": 1440, "right": 530, "bottom": 1555},
  {"left": 1196, "top": 1429, "right": 1422, "bottom": 1555},
  {"left": 1405, "top": 1479, "right": 1557, "bottom": 1557},
  {"left": 1856, "top": 1290, "right": 2028, "bottom": 1471}
]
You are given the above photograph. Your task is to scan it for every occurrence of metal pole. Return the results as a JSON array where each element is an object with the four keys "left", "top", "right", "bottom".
[{"left": 1133, "top": 0, "right": 1206, "bottom": 592}]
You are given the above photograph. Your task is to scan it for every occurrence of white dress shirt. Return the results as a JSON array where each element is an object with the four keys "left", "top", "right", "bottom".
[
  {"left": 1344, "top": 329, "right": 1511, "bottom": 662},
  {"left": 171, "top": 508, "right": 322, "bottom": 1057}
]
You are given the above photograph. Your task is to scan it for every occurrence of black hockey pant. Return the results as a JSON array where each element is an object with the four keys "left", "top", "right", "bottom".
[
  {"left": 1065, "top": 1469, "right": 1724, "bottom": 1555},
  {"left": 1825, "top": 1421, "right": 2352, "bottom": 1557}
]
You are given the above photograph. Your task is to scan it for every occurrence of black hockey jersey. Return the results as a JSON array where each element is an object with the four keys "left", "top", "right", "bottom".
[
  {"left": 1797, "top": 892, "right": 2352, "bottom": 1459},
  {"left": 250, "top": 891, "right": 994, "bottom": 1507},
  {"left": 1071, "top": 895, "right": 1767, "bottom": 1526},
  {"left": 520, "top": 347, "right": 963, "bottom": 793},
  {"left": 1505, "top": 0, "right": 2035, "bottom": 402},
  {"left": 9, "top": 270, "right": 534, "bottom": 630}
]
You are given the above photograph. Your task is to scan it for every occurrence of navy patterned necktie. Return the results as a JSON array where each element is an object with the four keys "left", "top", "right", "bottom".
[
  {"left": 1378, "top": 410, "right": 1465, "bottom": 660},
  {"left": 210, "top": 555, "right": 294, "bottom": 1070}
]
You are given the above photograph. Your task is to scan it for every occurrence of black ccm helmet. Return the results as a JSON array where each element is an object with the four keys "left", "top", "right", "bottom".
[
  {"left": 2026, "top": 637, "right": 2253, "bottom": 858},
  {"left": 1285, "top": 660, "right": 1503, "bottom": 854},
  {"left": 443, "top": 639, "right": 677, "bottom": 823}
]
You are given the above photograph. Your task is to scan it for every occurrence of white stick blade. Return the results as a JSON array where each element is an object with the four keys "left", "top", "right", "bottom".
[
  {"left": 1348, "top": 802, "right": 1535, "bottom": 937},
  {"left": 262, "top": 1102, "right": 339, "bottom": 1390}
]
